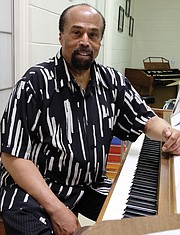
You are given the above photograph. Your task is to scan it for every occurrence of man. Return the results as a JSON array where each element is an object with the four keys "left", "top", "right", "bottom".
[{"left": 1, "top": 3, "right": 180, "bottom": 235}]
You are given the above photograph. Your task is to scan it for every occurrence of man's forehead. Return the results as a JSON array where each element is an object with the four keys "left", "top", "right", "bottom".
[
  {"left": 67, "top": 6, "right": 101, "bottom": 22},
  {"left": 69, "top": 5, "right": 98, "bottom": 15}
]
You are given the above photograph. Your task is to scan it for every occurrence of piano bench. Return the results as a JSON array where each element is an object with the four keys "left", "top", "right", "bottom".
[{"left": 141, "top": 95, "right": 155, "bottom": 104}]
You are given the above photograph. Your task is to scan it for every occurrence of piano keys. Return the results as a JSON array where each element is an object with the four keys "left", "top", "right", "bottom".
[
  {"left": 123, "top": 135, "right": 160, "bottom": 218},
  {"left": 99, "top": 133, "right": 161, "bottom": 221}
]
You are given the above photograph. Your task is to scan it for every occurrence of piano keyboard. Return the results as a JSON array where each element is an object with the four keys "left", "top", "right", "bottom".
[{"left": 102, "top": 134, "right": 161, "bottom": 221}]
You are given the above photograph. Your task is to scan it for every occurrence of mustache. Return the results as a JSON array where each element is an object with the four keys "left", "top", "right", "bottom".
[{"left": 73, "top": 48, "right": 93, "bottom": 56}]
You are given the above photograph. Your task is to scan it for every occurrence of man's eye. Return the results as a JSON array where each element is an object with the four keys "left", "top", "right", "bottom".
[
  {"left": 89, "top": 32, "right": 100, "bottom": 40},
  {"left": 89, "top": 33, "right": 97, "bottom": 37},
  {"left": 73, "top": 31, "right": 81, "bottom": 36}
]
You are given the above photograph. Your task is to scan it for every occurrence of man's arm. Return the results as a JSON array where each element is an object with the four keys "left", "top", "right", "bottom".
[
  {"left": 144, "top": 115, "right": 180, "bottom": 155},
  {"left": 1, "top": 152, "right": 81, "bottom": 235}
]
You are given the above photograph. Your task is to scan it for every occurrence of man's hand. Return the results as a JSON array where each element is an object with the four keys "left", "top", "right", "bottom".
[
  {"left": 144, "top": 116, "right": 180, "bottom": 156},
  {"left": 50, "top": 204, "right": 81, "bottom": 235},
  {"left": 162, "top": 127, "right": 180, "bottom": 155}
]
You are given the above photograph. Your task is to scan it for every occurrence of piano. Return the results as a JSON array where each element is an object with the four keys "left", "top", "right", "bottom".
[
  {"left": 125, "top": 57, "right": 180, "bottom": 108},
  {"left": 98, "top": 133, "right": 162, "bottom": 221},
  {"left": 94, "top": 109, "right": 179, "bottom": 222}
]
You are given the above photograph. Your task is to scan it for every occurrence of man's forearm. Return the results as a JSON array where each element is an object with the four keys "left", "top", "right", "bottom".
[{"left": 144, "top": 115, "right": 171, "bottom": 141}]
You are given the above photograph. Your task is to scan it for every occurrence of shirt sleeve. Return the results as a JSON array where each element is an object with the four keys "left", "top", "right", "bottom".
[
  {"left": 113, "top": 73, "right": 156, "bottom": 142},
  {"left": 0, "top": 70, "right": 43, "bottom": 159}
]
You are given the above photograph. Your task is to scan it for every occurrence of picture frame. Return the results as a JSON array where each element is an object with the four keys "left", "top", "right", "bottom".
[
  {"left": 129, "top": 16, "right": 134, "bottom": 37},
  {"left": 125, "top": 0, "right": 131, "bottom": 17},
  {"left": 118, "top": 6, "right": 124, "bottom": 32}
]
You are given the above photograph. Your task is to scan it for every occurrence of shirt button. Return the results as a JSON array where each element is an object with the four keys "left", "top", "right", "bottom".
[{"left": 91, "top": 144, "right": 95, "bottom": 149}]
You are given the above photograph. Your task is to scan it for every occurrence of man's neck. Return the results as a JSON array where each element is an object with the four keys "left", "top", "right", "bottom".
[{"left": 70, "top": 69, "right": 90, "bottom": 90}]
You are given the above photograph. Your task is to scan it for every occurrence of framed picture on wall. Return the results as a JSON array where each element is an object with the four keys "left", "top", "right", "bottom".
[
  {"left": 129, "top": 16, "right": 134, "bottom": 36},
  {"left": 125, "top": 0, "right": 131, "bottom": 17},
  {"left": 118, "top": 6, "right": 124, "bottom": 32}
]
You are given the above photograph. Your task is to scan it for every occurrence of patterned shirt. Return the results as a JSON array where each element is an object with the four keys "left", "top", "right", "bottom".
[{"left": 0, "top": 50, "right": 155, "bottom": 210}]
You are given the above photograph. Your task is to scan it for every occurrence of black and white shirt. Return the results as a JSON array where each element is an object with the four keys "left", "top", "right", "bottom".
[{"left": 0, "top": 50, "right": 155, "bottom": 210}]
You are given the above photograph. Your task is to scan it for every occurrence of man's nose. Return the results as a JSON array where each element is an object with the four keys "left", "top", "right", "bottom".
[{"left": 80, "top": 33, "right": 89, "bottom": 46}]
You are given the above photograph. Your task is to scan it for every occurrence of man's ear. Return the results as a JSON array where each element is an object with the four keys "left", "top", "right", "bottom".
[{"left": 59, "top": 32, "right": 62, "bottom": 43}]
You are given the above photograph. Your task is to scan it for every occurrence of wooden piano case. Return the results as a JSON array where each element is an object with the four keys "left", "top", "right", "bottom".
[{"left": 75, "top": 214, "right": 180, "bottom": 235}]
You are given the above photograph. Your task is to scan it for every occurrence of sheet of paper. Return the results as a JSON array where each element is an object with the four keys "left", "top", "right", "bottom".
[
  {"left": 171, "top": 90, "right": 180, "bottom": 213},
  {"left": 146, "top": 229, "right": 180, "bottom": 235},
  {"left": 172, "top": 88, "right": 180, "bottom": 115},
  {"left": 171, "top": 112, "right": 180, "bottom": 130}
]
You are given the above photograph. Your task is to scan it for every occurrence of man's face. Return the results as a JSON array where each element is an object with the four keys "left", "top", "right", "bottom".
[{"left": 59, "top": 6, "right": 103, "bottom": 71}]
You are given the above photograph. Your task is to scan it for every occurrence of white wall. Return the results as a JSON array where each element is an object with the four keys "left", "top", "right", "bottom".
[
  {"left": 14, "top": 0, "right": 132, "bottom": 79},
  {"left": 27, "top": 0, "right": 106, "bottom": 67},
  {"left": 104, "top": 0, "right": 134, "bottom": 74},
  {"left": 0, "top": 0, "right": 14, "bottom": 118},
  {"left": 6, "top": 0, "right": 180, "bottom": 85},
  {"left": 132, "top": 0, "right": 180, "bottom": 69},
  {"left": 28, "top": 0, "right": 70, "bottom": 67}
]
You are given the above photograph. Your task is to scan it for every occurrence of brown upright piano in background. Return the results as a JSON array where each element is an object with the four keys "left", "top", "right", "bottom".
[{"left": 125, "top": 57, "right": 180, "bottom": 108}]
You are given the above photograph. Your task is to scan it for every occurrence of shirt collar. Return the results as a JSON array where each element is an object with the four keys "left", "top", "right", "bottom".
[{"left": 54, "top": 49, "right": 108, "bottom": 90}]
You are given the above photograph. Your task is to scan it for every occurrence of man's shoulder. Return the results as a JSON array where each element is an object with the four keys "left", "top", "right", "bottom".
[
  {"left": 27, "top": 57, "right": 56, "bottom": 74},
  {"left": 21, "top": 57, "right": 56, "bottom": 83}
]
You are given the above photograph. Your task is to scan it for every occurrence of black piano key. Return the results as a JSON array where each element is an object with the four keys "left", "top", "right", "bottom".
[
  {"left": 129, "top": 190, "right": 157, "bottom": 201},
  {"left": 132, "top": 178, "right": 158, "bottom": 188},
  {"left": 134, "top": 168, "right": 158, "bottom": 177},
  {"left": 130, "top": 187, "right": 157, "bottom": 198},
  {"left": 127, "top": 196, "right": 157, "bottom": 208},
  {"left": 140, "top": 150, "right": 160, "bottom": 156},
  {"left": 131, "top": 185, "right": 157, "bottom": 195},
  {"left": 125, "top": 202, "right": 157, "bottom": 214},
  {"left": 136, "top": 165, "right": 158, "bottom": 174},
  {"left": 123, "top": 207, "right": 156, "bottom": 217},
  {"left": 135, "top": 172, "right": 158, "bottom": 180},
  {"left": 131, "top": 182, "right": 158, "bottom": 191},
  {"left": 128, "top": 191, "right": 157, "bottom": 202}
]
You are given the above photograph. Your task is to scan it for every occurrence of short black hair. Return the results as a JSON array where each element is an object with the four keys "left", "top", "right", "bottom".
[{"left": 59, "top": 3, "right": 106, "bottom": 38}]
